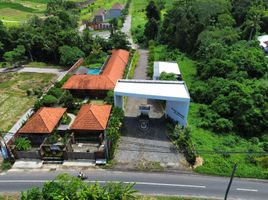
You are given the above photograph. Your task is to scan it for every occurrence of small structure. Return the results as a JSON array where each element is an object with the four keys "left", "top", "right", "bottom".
[
  {"left": 153, "top": 61, "right": 181, "bottom": 80},
  {"left": 106, "top": 3, "right": 124, "bottom": 19},
  {"left": 62, "top": 49, "right": 129, "bottom": 97},
  {"left": 18, "top": 107, "right": 67, "bottom": 145},
  {"left": 257, "top": 35, "right": 268, "bottom": 53},
  {"left": 114, "top": 80, "right": 190, "bottom": 126},
  {"left": 70, "top": 104, "right": 112, "bottom": 141}
]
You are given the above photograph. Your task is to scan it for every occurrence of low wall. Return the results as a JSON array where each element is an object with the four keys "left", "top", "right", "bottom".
[
  {"left": 13, "top": 150, "right": 41, "bottom": 160},
  {"left": 66, "top": 152, "right": 95, "bottom": 160}
]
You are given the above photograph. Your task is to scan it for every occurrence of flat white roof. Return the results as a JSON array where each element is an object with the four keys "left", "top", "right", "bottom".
[
  {"left": 154, "top": 61, "right": 181, "bottom": 78},
  {"left": 257, "top": 35, "right": 268, "bottom": 48},
  {"left": 114, "top": 79, "right": 190, "bottom": 101}
]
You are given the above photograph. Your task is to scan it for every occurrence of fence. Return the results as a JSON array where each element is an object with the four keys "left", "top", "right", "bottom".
[{"left": 12, "top": 150, "right": 41, "bottom": 160}]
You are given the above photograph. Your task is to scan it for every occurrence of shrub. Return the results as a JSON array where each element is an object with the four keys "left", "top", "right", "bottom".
[
  {"left": 42, "top": 95, "right": 58, "bottom": 106},
  {"left": 15, "top": 137, "right": 31, "bottom": 151},
  {"left": 21, "top": 187, "right": 43, "bottom": 200},
  {"left": 47, "top": 88, "right": 63, "bottom": 98},
  {"left": 104, "top": 90, "right": 114, "bottom": 105},
  {"left": 1, "top": 160, "right": 12, "bottom": 171},
  {"left": 61, "top": 114, "right": 71, "bottom": 125}
]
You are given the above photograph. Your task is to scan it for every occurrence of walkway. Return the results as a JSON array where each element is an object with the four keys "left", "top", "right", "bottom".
[{"left": 121, "top": 15, "right": 137, "bottom": 49}]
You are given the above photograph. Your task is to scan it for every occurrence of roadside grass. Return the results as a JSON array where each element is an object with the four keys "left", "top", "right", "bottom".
[
  {"left": 24, "top": 62, "right": 66, "bottom": 69},
  {"left": 151, "top": 45, "right": 268, "bottom": 179},
  {"left": 0, "top": 72, "right": 56, "bottom": 132}
]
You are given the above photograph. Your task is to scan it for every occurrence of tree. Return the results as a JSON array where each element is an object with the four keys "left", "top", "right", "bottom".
[
  {"left": 109, "top": 31, "right": 130, "bottom": 50},
  {"left": 144, "top": 18, "right": 159, "bottom": 40},
  {"left": 146, "top": 1, "right": 160, "bottom": 21},
  {"left": 109, "top": 18, "right": 119, "bottom": 36},
  {"left": 3, "top": 45, "right": 26, "bottom": 66},
  {"left": 21, "top": 187, "right": 43, "bottom": 200},
  {"left": 59, "top": 45, "right": 85, "bottom": 66}
]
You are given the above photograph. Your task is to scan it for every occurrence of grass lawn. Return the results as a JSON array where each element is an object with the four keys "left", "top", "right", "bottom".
[
  {"left": 151, "top": 45, "right": 268, "bottom": 179},
  {"left": 24, "top": 62, "right": 66, "bottom": 69},
  {"left": 0, "top": 72, "right": 56, "bottom": 132}
]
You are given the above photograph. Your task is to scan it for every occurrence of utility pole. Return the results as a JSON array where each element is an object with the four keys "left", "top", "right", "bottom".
[{"left": 224, "top": 163, "right": 237, "bottom": 200}]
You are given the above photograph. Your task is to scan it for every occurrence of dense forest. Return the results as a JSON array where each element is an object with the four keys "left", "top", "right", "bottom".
[
  {"left": 144, "top": 0, "right": 268, "bottom": 140},
  {"left": 0, "top": 0, "right": 130, "bottom": 67}
]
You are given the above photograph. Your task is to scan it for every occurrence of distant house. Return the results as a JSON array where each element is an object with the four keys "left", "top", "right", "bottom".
[
  {"left": 153, "top": 61, "right": 182, "bottom": 80},
  {"left": 62, "top": 49, "right": 129, "bottom": 97},
  {"left": 106, "top": 3, "right": 124, "bottom": 19},
  {"left": 70, "top": 104, "right": 112, "bottom": 142},
  {"left": 93, "top": 8, "right": 106, "bottom": 23},
  {"left": 18, "top": 107, "right": 67, "bottom": 145}
]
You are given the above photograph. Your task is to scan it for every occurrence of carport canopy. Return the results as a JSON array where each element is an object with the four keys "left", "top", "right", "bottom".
[{"left": 114, "top": 79, "right": 190, "bottom": 126}]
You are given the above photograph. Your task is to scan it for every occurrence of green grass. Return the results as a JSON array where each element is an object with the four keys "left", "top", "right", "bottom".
[
  {"left": 24, "top": 62, "right": 65, "bottom": 69},
  {"left": 0, "top": 72, "right": 56, "bottom": 132}
]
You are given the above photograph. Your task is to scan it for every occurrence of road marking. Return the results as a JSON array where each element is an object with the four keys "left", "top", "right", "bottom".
[
  {"left": 0, "top": 180, "right": 206, "bottom": 189},
  {"left": 236, "top": 188, "right": 258, "bottom": 192}
]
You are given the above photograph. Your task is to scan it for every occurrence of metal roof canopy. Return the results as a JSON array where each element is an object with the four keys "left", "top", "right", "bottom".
[{"left": 114, "top": 79, "right": 190, "bottom": 101}]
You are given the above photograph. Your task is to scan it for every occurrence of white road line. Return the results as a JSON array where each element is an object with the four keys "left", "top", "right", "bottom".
[
  {"left": 0, "top": 180, "right": 206, "bottom": 189},
  {"left": 236, "top": 188, "right": 258, "bottom": 192}
]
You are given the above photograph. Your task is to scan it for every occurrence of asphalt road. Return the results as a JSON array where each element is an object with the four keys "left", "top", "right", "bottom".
[{"left": 0, "top": 170, "right": 267, "bottom": 199}]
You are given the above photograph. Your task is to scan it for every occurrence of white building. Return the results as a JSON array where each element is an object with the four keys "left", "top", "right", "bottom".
[
  {"left": 114, "top": 79, "right": 190, "bottom": 126},
  {"left": 258, "top": 35, "right": 268, "bottom": 48},
  {"left": 153, "top": 61, "right": 181, "bottom": 80}
]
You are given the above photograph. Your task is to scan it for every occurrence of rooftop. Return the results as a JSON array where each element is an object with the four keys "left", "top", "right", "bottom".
[
  {"left": 154, "top": 61, "right": 181, "bottom": 78},
  {"left": 62, "top": 49, "right": 129, "bottom": 91},
  {"left": 114, "top": 80, "right": 190, "bottom": 101},
  {"left": 18, "top": 107, "right": 67, "bottom": 134},
  {"left": 70, "top": 104, "right": 112, "bottom": 131}
]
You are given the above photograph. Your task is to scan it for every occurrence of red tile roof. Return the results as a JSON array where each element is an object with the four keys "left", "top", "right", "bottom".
[
  {"left": 18, "top": 107, "right": 67, "bottom": 134},
  {"left": 111, "top": 3, "right": 124, "bottom": 10},
  {"left": 62, "top": 49, "right": 129, "bottom": 91},
  {"left": 71, "top": 104, "right": 112, "bottom": 131}
]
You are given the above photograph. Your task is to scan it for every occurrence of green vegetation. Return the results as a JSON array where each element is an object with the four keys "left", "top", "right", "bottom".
[
  {"left": 0, "top": 72, "right": 56, "bottom": 131},
  {"left": 150, "top": 44, "right": 268, "bottom": 178},
  {"left": 21, "top": 173, "right": 137, "bottom": 200},
  {"left": 138, "top": 196, "right": 210, "bottom": 200},
  {"left": 14, "top": 137, "right": 32, "bottom": 151},
  {"left": 0, "top": 160, "right": 12, "bottom": 171},
  {"left": 24, "top": 62, "right": 65, "bottom": 69},
  {"left": 128, "top": 50, "right": 139, "bottom": 79},
  {"left": 106, "top": 107, "right": 124, "bottom": 160}
]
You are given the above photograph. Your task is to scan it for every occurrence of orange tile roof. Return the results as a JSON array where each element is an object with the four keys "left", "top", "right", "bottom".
[
  {"left": 71, "top": 104, "right": 112, "bottom": 131},
  {"left": 18, "top": 107, "right": 67, "bottom": 134},
  {"left": 62, "top": 49, "right": 129, "bottom": 91}
]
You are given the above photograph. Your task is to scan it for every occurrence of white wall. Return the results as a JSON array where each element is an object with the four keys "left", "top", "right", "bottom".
[{"left": 165, "top": 100, "right": 189, "bottom": 126}]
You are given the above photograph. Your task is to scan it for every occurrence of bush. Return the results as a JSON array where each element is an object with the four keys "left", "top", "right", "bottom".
[
  {"left": 42, "top": 95, "right": 58, "bottom": 106},
  {"left": 61, "top": 114, "right": 71, "bottom": 125},
  {"left": 47, "top": 88, "right": 63, "bottom": 98},
  {"left": 104, "top": 90, "right": 114, "bottom": 105},
  {"left": 21, "top": 187, "right": 43, "bottom": 200},
  {"left": 1, "top": 160, "right": 12, "bottom": 171},
  {"left": 171, "top": 125, "right": 197, "bottom": 165},
  {"left": 15, "top": 137, "right": 31, "bottom": 151}
]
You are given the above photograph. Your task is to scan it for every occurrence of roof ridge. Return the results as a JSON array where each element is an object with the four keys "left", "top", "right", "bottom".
[
  {"left": 38, "top": 109, "right": 51, "bottom": 133},
  {"left": 103, "top": 75, "right": 116, "bottom": 86},
  {"left": 117, "top": 52, "right": 128, "bottom": 65},
  {"left": 90, "top": 105, "right": 105, "bottom": 129}
]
